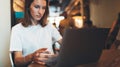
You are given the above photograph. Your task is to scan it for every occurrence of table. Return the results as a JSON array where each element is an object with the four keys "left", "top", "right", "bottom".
[
  {"left": 28, "top": 49, "right": 120, "bottom": 67},
  {"left": 76, "top": 49, "right": 120, "bottom": 67}
]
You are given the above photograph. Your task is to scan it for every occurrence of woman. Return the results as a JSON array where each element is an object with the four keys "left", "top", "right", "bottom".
[{"left": 10, "top": 0, "right": 62, "bottom": 67}]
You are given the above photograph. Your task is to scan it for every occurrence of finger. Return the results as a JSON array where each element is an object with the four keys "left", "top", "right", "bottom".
[
  {"left": 38, "top": 48, "right": 47, "bottom": 51},
  {"left": 33, "top": 57, "right": 48, "bottom": 62},
  {"left": 35, "top": 52, "right": 40, "bottom": 56},
  {"left": 44, "top": 54, "right": 54, "bottom": 58},
  {"left": 35, "top": 61, "right": 46, "bottom": 65},
  {"left": 40, "top": 53, "right": 54, "bottom": 58},
  {"left": 43, "top": 51, "right": 51, "bottom": 54},
  {"left": 40, "top": 54, "right": 50, "bottom": 58},
  {"left": 33, "top": 52, "right": 40, "bottom": 58},
  {"left": 34, "top": 48, "right": 47, "bottom": 56},
  {"left": 33, "top": 48, "right": 48, "bottom": 61},
  {"left": 36, "top": 48, "right": 47, "bottom": 54},
  {"left": 44, "top": 54, "right": 49, "bottom": 58},
  {"left": 38, "top": 57, "right": 48, "bottom": 61},
  {"left": 34, "top": 60, "right": 46, "bottom": 65}
]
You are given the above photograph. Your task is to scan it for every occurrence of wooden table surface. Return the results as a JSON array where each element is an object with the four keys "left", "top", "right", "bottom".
[
  {"left": 76, "top": 49, "right": 120, "bottom": 67},
  {"left": 28, "top": 49, "right": 120, "bottom": 67}
]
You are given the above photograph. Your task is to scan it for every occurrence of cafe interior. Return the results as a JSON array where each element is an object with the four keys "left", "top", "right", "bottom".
[{"left": 8, "top": 0, "right": 120, "bottom": 67}]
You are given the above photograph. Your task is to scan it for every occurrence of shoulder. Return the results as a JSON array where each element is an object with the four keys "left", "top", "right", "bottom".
[
  {"left": 11, "top": 23, "right": 24, "bottom": 32},
  {"left": 46, "top": 23, "right": 55, "bottom": 28},
  {"left": 47, "top": 23, "right": 53, "bottom": 26},
  {"left": 45, "top": 23, "right": 57, "bottom": 31}
]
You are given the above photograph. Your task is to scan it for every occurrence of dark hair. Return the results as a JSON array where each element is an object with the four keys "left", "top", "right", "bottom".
[{"left": 22, "top": 0, "right": 49, "bottom": 27}]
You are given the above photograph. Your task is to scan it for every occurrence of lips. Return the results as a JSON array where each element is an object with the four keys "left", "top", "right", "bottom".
[{"left": 36, "top": 15, "right": 41, "bottom": 18}]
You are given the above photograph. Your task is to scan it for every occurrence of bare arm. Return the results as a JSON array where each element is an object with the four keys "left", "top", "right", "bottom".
[
  {"left": 57, "top": 39, "right": 62, "bottom": 45},
  {"left": 14, "top": 48, "right": 48, "bottom": 67},
  {"left": 53, "top": 39, "right": 62, "bottom": 53},
  {"left": 14, "top": 51, "right": 33, "bottom": 67}
]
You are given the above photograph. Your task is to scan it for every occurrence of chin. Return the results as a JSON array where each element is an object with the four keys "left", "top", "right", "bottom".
[{"left": 36, "top": 18, "right": 41, "bottom": 21}]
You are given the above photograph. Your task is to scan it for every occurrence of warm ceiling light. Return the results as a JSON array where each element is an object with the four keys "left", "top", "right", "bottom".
[{"left": 72, "top": 16, "right": 83, "bottom": 28}]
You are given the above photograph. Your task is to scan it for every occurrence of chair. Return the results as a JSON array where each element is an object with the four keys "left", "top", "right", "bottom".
[
  {"left": 9, "top": 52, "right": 15, "bottom": 67},
  {"left": 52, "top": 42, "right": 60, "bottom": 54},
  {"left": 105, "top": 20, "right": 120, "bottom": 49}
]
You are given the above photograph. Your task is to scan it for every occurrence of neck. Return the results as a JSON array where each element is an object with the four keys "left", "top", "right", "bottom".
[{"left": 31, "top": 19, "right": 38, "bottom": 25}]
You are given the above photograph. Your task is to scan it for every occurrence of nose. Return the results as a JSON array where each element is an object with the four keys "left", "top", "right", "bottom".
[{"left": 38, "top": 8, "right": 44, "bottom": 15}]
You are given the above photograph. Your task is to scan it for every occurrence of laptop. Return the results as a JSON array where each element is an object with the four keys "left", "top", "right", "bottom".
[{"left": 55, "top": 28, "right": 109, "bottom": 67}]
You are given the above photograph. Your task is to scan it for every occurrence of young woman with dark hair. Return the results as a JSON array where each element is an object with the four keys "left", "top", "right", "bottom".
[{"left": 10, "top": 0, "right": 62, "bottom": 67}]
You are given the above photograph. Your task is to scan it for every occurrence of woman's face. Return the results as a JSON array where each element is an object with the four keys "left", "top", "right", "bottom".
[{"left": 30, "top": 0, "right": 46, "bottom": 21}]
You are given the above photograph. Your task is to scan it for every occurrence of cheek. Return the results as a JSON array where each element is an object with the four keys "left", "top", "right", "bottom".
[{"left": 30, "top": 9, "right": 36, "bottom": 16}]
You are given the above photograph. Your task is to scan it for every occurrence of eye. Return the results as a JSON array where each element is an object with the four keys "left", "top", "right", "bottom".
[{"left": 34, "top": 5, "right": 40, "bottom": 8}]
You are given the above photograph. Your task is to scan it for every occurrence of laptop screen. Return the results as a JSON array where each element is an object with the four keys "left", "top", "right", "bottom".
[{"left": 56, "top": 28, "right": 109, "bottom": 67}]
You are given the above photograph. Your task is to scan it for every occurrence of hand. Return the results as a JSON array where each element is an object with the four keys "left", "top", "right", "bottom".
[
  {"left": 32, "top": 48, "right": 53, "bottom": 65},
  {"left": 32, "top": 48, "right": 47, "bottom": 65}
]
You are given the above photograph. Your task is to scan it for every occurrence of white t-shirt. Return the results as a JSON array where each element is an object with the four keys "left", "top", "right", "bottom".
[{"left": 10, "top": 23, "right": 62, "bottom": 56}]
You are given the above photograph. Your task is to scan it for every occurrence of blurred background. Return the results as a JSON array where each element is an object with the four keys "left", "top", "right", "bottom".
[
  {"left": 11, "top": 0, "right": 86, "bottom": 28},
  {"left": 11, "top": 0, "right": 120, "bottom": 28}
]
